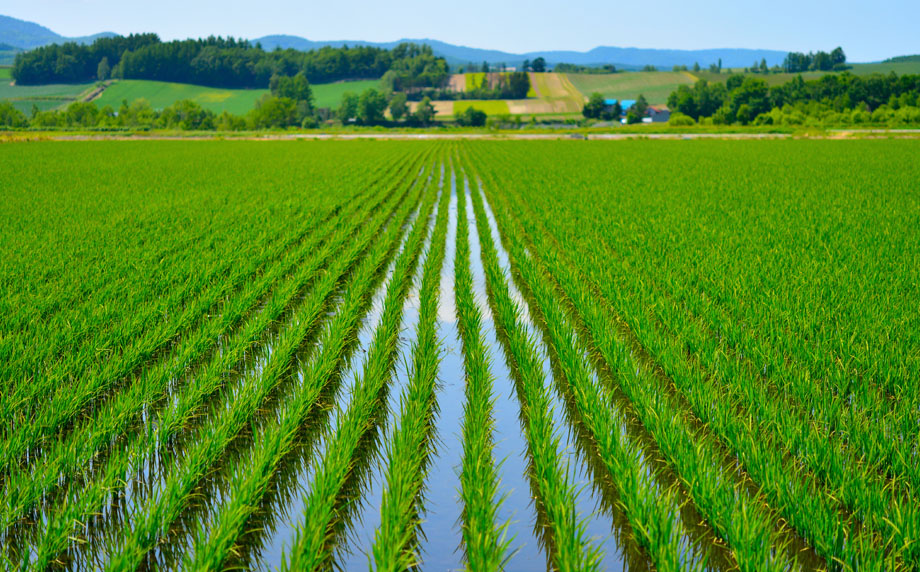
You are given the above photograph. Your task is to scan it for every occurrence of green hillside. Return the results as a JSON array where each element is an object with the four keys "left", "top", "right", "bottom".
[
  {"left": 309, "top": 79, "right": 381, "bottom": 108},
  {"left": 849, "top": 61, "right": 920, "bottom": 75},
  {"left": 0, "top": 81, "right": 95, "bottom": 113},
  {"left": 93, "top": 80, "right": 268, "bottom": 114},
  {"left": 92, "top": 78, "right": 382, "bottom": 114},
  {"left": 566, "top": 71, "right": 697, "bottom": 104}
]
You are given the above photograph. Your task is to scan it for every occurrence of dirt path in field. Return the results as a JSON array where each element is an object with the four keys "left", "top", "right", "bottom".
[
  {"left": 82, "top": 83, "right": 109, "bottom": 103},
  {"left": 529, "top": 73, "right": 586, "bottom": 113},
  {"left": 408, "top": 100, "right": 454, "bottom": 116},
  {"left": 448, "top": 74, "right": 465, "bottom": 92}
]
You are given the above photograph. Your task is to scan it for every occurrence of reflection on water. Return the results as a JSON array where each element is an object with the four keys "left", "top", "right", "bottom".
[
  {"left": 473, "top": 176, "right": 629, "bottom": 569},
  {"left": 415, "top": 163, "right": 465, "bottom": 571},
  {"left": 337, "top": 161, "right": 444, "bottom": 569},
  {"left": 460, "top": 170, "right": 546, "bottom": 570}
]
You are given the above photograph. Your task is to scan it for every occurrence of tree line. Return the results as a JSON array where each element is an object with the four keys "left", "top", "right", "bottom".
[
  {"left": 783, "top": 47, "right": 847, "bottom": 73},
  {"left": 666, "top": 71, "right": 920, "bottom": 125},
  {"left": 0, "top": 67, "right": 491, "bottom": 130},
  {"left": 12, "top": 35, "right": 449, "bottom": 89}
]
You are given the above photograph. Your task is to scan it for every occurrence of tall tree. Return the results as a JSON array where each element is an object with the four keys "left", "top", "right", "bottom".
[
  {"left": 358, "top": 88, "right": 387, "bottom": 124},
  {"left": 96, "top": 57, "right": 110, "bottom": 81},
  {"left": 531, "top": 57, "right": 546, "bottom": 72},
  {"left": 388, "top": 92, "right": 408, "bottom": 121},
  {"left": 338, "top": 92, "right": 358, "bottom": 122},
  {"left": 413, "top": 96, "right": 436, "bottom": 125},
  {"left": 582, "top": 92, "right": 606, "bottom": 119}
]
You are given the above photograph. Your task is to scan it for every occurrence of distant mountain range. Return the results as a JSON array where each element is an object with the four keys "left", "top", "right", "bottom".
[
  {"left": 0, "top": 15, "right": 115, "bottom": 51},
  {"left": 253, "top": 36, "right": 790, "bottom": 69},
  {"left": 0, "top": 13, "right": 809, "bottom": 70}
]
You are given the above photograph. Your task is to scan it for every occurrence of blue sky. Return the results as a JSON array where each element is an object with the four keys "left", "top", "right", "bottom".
[{"left": 2, "top": 0, "right": 916, "bottom": 62}]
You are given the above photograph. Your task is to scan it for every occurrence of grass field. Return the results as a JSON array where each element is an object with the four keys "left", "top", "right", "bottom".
[
  {"left": 566, "top": 71, "right": 697, "bottom": 104},
  {"left": 92, "top": 78, "right": 381, "bottom": 114},
  {"left": 0, "top": 67, "right": 11, "bottom": 80},
  {"left": 0, "top": 81, "right": 96, "bottom": 114},
  {"left": 1, "top": 139, "right": 918, "bottom": 570},
  {"left": 92, "top": 80, "right": 267, "bottom": 114},
  {"left": 453, "top": 99, "right": 510, "bottom": 115},
  {"left": 309, "top": 78, "right": 382, "bottom": 108}
]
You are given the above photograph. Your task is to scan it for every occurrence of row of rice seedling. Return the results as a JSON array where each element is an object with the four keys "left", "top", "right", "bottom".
[
  {"left": 0, "top": 142, "right": 404, "bottom": 364},
  {"left": 192, "top": 156, "right": 442, "bottom": 571},
  {"left": 3, "top": 145, "right": 406, "bottom": 419},
  {"left": 462, "top": 162, "right": 602, "bottom": 571},
  {"left": 0, "top": 151, "right": 421, "bottom": 502},
  {"left": 367, "top": 159, "right": 454, "bottom": 572},
  {"left": 451, "top": 166, "right": 512, "bottom": 570},
  {"left": 470, "top": 153, "right": 802, "bottom": 572},
  {"left": 593, "top": 208, "right": 920, "bottom": 566},
  {"left": 531, "top": 143, "right": 920, "bottom": 567},
  {"left": 94, "top": 165, "right": 427, "bottom": 572},
  {"left": 0, "top": 155, "right": 416, "bottom": 541},
  {"left": 13, "top": 166, "right": 422, "bottom": 570},
  {"left": 463, "top": 159, "right": 713, "bottom": 571},
  {"left": 464, "top": 140, "right": 919, "bottom": 570},
  {"left": 0, "top": 148, "right": 412, "bottom": 466}
]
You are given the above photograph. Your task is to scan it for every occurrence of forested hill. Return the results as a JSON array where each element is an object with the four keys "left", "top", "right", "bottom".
[{"left": 11, "top": 35, "right": 449, "bottom": 89}]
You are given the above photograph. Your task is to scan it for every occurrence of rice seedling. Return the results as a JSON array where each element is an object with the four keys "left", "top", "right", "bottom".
[
  {"left": 190, "top": 156, "right": 441, "bottom": 571},
  {"left": 4, "top": 139, "right": 917, "bottom": 571},
  {"left": 452, "top": 168, "right": 513, "bottom": 571},
  {"left": 369, "top": 159, "right": 453, "bottom": 572}
]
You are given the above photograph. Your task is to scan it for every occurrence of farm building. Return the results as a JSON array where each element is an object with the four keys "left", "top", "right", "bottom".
[{"left": 647, "top": 105, "right": 671, "bottom": 122}]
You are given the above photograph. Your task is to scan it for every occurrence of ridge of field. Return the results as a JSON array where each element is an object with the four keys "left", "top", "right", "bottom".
[
  {"left": 0, "top": 80, "right": 95, "bottom": 113},
  {"left": 91, "top": 78, "right": 381, "bottom": 114},
  {"left": 565, "top": 70, "right": 697, "bottom": 104}
]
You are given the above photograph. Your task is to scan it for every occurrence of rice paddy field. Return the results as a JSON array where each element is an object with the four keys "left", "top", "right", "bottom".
[{"left": 1, "top": 139, "right": 919, "bottom": 571}]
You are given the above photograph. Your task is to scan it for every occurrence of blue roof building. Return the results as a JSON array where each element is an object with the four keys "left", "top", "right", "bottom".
[{"left": 604, "top": 98, "right": 636, "bottom": 109}]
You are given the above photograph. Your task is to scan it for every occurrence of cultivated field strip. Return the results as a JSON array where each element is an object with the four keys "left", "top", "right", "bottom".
[{"left": 2, "top": 140, "right": 918, "bottom": 571}]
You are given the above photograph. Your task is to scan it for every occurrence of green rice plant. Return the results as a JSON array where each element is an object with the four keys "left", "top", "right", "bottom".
[
  {"left": 101, "top": 173, "right": 425, "bottom": 572},
  {"left": 0, "top": 163, "right": 410, "bottom": 533},
  {"left": 472, "top": 156, "right": 799, "bottom": 572},
  {"left": 463, "top": 167, "right": 707, "bottom": 572},
  {"left": 463, "top": 140, "right": 917, "bottom": 571},
  {"left": 452, "top": 171, "right": 513, "bottom": 571},
  {"left": 0, "top": 142, "right": 406, "bottom": 424},
  {"left": 368, "top": 161, "right": 454, "bottom": 572},
  {"left": 188, "top": 158, "right": 441, "bottom": 571},
  {"left": 22, "top": 165, "right": 424, "bottom": 570},
  {"left": 0, "top": 154, "right": 393, "bottom": 394},
  {"left": 462, "top": 166, "right": 601, "bottom": 572}
]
